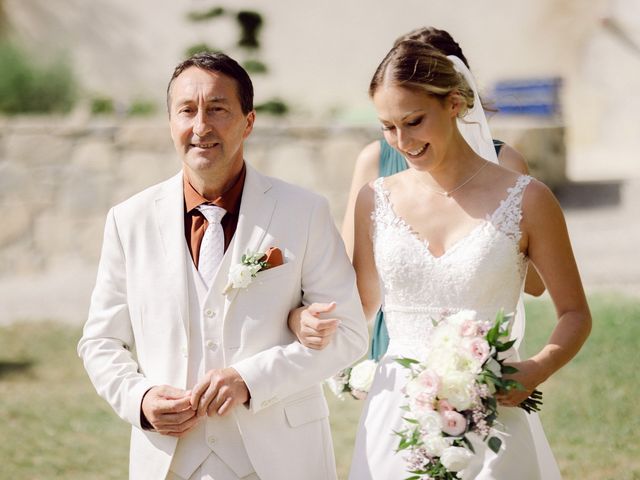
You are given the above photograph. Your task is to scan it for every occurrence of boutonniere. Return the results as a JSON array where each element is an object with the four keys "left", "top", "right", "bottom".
[{"left": 223, "top": 247, "right": 283, "bottom": 294}]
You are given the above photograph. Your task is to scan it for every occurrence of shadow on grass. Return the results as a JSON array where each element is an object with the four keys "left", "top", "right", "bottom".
[{"left": 0, "top": 359, "right": 35, "bottom": 379}]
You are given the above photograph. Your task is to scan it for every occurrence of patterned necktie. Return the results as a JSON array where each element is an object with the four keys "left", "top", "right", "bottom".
[{"left": 196, "top": 204, "right": 227, "bottom": 288}]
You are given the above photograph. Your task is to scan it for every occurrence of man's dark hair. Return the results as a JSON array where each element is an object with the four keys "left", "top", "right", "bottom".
[{"left": 166, "top": 52, "right": 254, "bottom": 114}]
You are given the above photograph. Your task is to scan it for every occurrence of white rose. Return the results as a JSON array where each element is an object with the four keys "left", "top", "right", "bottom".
[
  {"left": 325, "top": 376, "right": 346, "bottom": 399},
  {"left": 440, "top": 446, "right": 474, "bottom": 472},
  {"left": 348, "top": 360, "right": 377, "bottom": 393},
  {"left": 439, "top": 371, "right": 477, "bottom": 411},
  {"left": 431, "top": 322, "right": 462, "bottom": 348},
  {"left": 229, "top": 263, "right": 260, "bottom": 289},
  {"left": 447, "top": 310, "right": 477, "bottom": 326},
  {"left": 426, "top": 345, "right": 458, "bottom": 377},
  {"left": 422, "top": 434, "right": 450, "bottom": 457},
  {"left": 411, "top": 403, "right": 441, "bottom": 434}
]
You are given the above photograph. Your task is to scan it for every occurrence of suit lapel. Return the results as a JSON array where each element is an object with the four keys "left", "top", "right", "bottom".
[
  {"left": 212, "top": 164, "right": 277, "bottom": 310},
  {"left": 154, "top": 171, "right": 190, "bottom": 337}
]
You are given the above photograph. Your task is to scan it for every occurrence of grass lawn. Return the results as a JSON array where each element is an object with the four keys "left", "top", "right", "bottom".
[{"left": 1, "top": 294, "right": 638, "bottom": 479}]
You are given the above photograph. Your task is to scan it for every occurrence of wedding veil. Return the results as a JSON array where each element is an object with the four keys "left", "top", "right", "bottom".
[{"left": 446, "top": 54, "right": 526, "bottom": 351}]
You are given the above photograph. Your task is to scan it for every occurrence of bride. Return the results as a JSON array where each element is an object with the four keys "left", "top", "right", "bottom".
[{"left": 290, "top": 40, "right": 591, "bottom": 479}]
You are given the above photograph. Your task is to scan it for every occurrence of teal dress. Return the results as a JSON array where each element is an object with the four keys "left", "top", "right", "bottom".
[{"left": 368, "top": 138, "right": 506, "bottom": 360}]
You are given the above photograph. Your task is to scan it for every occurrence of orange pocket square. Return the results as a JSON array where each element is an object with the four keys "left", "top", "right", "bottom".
[{"left": 261, "top": 247, "right": 283, "bottom": 269}]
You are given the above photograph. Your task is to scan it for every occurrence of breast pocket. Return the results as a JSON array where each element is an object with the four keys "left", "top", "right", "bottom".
[{"left": 251, "top": 262, "right": 295, "bottom": 286}]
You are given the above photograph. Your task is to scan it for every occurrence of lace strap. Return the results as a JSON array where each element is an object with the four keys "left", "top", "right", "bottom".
[
  {"left": 372, "top": 177, "right": 391, "bottom": 219},
  {"left": 489, "top": 175, "right": 532, "bottom": 242}
]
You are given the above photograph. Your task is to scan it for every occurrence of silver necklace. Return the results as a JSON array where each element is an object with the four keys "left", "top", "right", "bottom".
[{"left": 412, "top": 160, "right": 489, "bottom": 198}]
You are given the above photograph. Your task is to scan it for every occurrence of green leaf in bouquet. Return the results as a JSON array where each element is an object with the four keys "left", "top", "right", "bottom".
[
  {"left": 479, "top": 369, "right": 499, "bottom": 383},
  {"left": 394, "top": 432, "right": 410, "bottom": 450},
  {"left": 488, "top": 436, "right": 502, "bottom": 454},
  {"left": 403, "top": 416, "right": 419, "bottom": 425},
  {"left": 487, "top": 310, "right": 510, "bottom": 344},
  {"left": 502, "top": 379, "right": 524, "bottom": 391},
  {"left": 485, "top": 411, "right": 497, "bottom": 424},
  {"left": 495, "top": 339, "right": 516, "bottom": 352},
  {"left": 460, "top": 436, "right": 476, "bottom": 453},
  {"left": 395, "top": 357, "right": 420, "bottom": 369},
  {"left": 501, "top": 365, "right": 519, "bottom": 375},
  {"left": 492, "top": 377, "right": 506, "bottom": 389}
]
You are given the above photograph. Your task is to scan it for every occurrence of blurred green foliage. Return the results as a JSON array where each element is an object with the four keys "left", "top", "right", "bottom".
[
  {"left": 185, "top": 43, "right": 218, "bottom": 58},
  {"left": 127, "top": 99, "right": 156, "bottom": 117},
  {"left": 236, "top": 11, "right": 263, "bottom": 49},
  {"left": 255, "top": 98, "right": 288, "bottom": 116},
  {"left": 242, "top": 59, "right": 267, "bottom": 74},
  {"left": 0, "top": 41, "right": 76, "bottom": 114},
  {"left": 90, "top": 95, "right": 115, "bottom": 115},
  {"left": 186, "top": 7, "right": 225, "bottom": 22}
]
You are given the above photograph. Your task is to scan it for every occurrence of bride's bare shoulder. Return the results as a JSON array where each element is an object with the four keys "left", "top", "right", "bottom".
[{"left": 520, "top": 177, "right": 565, "bottom": 228}]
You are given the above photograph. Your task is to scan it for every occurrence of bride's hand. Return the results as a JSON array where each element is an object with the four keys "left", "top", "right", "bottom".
[
  {"left": 496, "top": 359, "right": 546, "bottom": 408},
  {"left": 287, "top": 302, "right": 339, "bottom": 350}
]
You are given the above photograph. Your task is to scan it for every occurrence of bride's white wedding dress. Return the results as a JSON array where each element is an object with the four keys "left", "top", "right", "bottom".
[{"left": 349, "top": 175, "right": 561, "bottom": 480}]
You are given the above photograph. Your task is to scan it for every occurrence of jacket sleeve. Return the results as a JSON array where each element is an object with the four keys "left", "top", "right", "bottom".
[
  {"left": 77, "top": 208, "right": 153, "bottom": 428},
  {"left": 231, "top": 196, "right": 369, "bottom": 413}
]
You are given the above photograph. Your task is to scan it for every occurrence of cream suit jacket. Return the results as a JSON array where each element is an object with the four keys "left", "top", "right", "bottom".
[{"left": 78, "top": 164, "right": 368, "bottom": 480}]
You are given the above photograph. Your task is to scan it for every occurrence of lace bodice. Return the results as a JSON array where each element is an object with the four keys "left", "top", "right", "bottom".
[{"left": 372, "top": 175, "right": 532, "bottom": 358}]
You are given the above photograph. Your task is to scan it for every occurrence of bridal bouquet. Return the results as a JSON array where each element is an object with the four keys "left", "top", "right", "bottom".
[
  {"left": 326, "top": 359, "right": 377, "bottom": 400},
  {"left": 395, "top": 310, "right": 542, "bottom": 480}
]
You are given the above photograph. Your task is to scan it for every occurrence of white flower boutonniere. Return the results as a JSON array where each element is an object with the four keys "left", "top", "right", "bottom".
[
  {"left": 223, "top": 251, "right": 270, "bottom": 294},
  {"left": 326, "top": 359, "right": 378, "bottom": 401}
]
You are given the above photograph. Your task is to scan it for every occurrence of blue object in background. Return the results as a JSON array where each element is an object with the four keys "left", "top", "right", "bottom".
[{"left": 493, "top": 77, "right": 562, "bottom": 117}]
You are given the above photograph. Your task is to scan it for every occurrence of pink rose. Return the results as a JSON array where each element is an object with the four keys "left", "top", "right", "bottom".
[
  {"left": 478, "top": 321, "right": 492, "bottom": 336},
  {"left": 438, "top": 399, "right": 454, "bottom": 412},
  {"left": 413, "top": 391, "right": 434, "bottom": 409},
  {"left": 469, "top": 338, "right": 491, "bottom": 364},
  {"left": 416, "top": 370, "right": 440, "bottom": 395},
  {"left": 441, "top": 410, "right": 468, "bottom": 436},
  {"left": 460, "top": 320, "right": 479, "bottom": 337}
]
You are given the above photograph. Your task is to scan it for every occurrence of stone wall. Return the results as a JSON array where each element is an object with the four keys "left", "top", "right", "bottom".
[{"left": 0, "top": 116, "right": 380, "bottom": 278}]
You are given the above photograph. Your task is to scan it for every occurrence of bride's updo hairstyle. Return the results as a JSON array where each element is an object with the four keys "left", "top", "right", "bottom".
[
  {"left": 394, "top": 26, "right": 471, "bottom": 70},
  {"left": 369, "top": 40, "right": 475, "bottom": 119}
]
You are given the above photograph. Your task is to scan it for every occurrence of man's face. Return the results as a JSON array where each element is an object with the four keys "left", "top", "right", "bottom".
[{"left": 169, "top": 67, "right": 255, "bottom": 179}]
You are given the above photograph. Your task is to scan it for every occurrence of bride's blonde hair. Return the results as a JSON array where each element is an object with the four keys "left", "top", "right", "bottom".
[{"left": 369, "top": 40, "right": 475, "bottom": 118}]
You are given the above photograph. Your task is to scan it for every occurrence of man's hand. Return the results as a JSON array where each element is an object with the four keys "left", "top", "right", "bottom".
[
  {"left": 190, "top": 367, "right": 249, "bottom": 417},
  {"left": 288, "top": 302, "right": 339, "bottom": 350},
  {"left": 141, "top": 385, "right": 198, "bottom": 437}
]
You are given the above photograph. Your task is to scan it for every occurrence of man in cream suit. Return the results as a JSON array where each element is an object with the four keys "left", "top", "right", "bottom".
[{"left": 78, "top": 52, "right": 368, "bottom": 480}]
